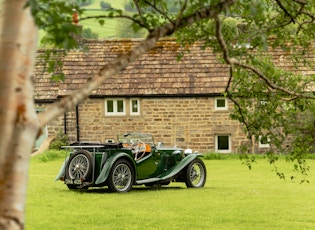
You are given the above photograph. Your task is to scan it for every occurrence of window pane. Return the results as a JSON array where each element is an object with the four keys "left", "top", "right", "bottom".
[
  {"left": 117, "top": 100, "right": 124, "bottom": 112},
  {"left": 260, "top": 136, "right": 269, "bottom": 144},
  {"left": 107, "top": 100, "right": 114, "bottom": 112},
  {"left": 131, "top": 100, "right": 138, "bottom": 113},
  {"left": 218, "top": 135, "right": 229, "bottom": 150},
  {"left": 217, "top": 99, "right": 226, "bottom": 108}
]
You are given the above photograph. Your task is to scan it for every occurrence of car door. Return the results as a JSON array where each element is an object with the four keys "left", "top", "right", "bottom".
[{"left": 135, "top": 147, "right": 161, "bottom": 180}]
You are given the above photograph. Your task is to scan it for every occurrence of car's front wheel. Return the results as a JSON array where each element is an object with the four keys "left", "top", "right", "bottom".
[
  {"left": 108, "top": 159, "right": 134, "bottom": 193},
  {"left": 185, "top": 158, "right": 207, "bottom": 188}
]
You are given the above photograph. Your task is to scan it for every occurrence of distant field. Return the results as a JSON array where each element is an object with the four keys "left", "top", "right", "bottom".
[
  {"left": 26, "top": 153, "right": 315, "bottom": 229},
  {"left": 38, "top": 0, "right": 142, "bottom": 45},
  {"left": 83, "top": 0, "right": 128, "bottom": 9},
  {"left": 80, "top": 0, "right": 130, "bottom": 38}
]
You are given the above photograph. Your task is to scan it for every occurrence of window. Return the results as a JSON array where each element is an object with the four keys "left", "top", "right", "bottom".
[
  {"left": 105, "top": 98, "right": 141, "bottom": 116},
  {"left": 215, "top": 135, "right": 231, "bottom": 153},
  {"left": 105, "top": 139, "right": 115, "bottom": 143},
  {"left": 130, "top": 98, "right": 140, "bottom": 115},
  {"left": 259, "top": 135, "right": 270, "bottom": 148},
  {"left": 215, "top": 98, "right": 228, "bottom": 110},
  {"left": 105, "top": 99, "right": 126, "bottom": 116}
]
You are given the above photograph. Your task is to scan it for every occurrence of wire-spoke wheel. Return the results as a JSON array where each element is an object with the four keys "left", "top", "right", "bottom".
[
  {"left": 185, "top": 158, "right": 207, "bottom": 188},
  {"left": 108, "top": 159, "right": 134, "bottom": 193},
  {"left": 67, "top": 150, "right": 93, "bottom": 189}
]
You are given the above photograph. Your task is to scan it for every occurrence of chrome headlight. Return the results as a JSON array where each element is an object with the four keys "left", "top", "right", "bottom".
[{"left": 184, "top": 148, "right": 193, "bottom": 155}]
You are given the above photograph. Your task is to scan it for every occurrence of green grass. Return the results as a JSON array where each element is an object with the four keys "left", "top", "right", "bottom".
[
  {"left": 83, "top": 0, "right": 128, "bottom": 9},
  {"left": 26, "top": 153, "right": 315, "bottom": 229}
]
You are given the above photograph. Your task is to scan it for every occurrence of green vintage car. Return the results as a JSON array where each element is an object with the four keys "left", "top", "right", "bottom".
[{"left": 55, "top": 132, "right": 206, "bottom": 192}]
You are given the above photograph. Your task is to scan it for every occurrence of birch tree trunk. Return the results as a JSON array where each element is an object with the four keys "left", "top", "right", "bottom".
[{"left": 0, "top": 0, "right": 39, "bottom": 229}]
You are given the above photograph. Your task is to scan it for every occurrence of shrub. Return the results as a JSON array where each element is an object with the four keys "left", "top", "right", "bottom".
[
  {"left": 100, "top": 1, "right": 111, "bottom": 10},
  {"left": 32, "top": 150, "right": 68, "bottom": 162},
  {"left": 49, "top": 131, "right": 69, "bottom": 150},
  {"left": 82, "top": 28, "right": 99, "bottom": 39}
]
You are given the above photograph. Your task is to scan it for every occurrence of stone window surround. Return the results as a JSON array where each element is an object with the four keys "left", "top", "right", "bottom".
[
  {"left": 258, "top": 135, "right": 271, "bottom": 148},
  {"left": 130, "top": 98, "right": 140, "bottom": 116},
  {"left": 215, "top": 134, "right": 231, "bottom": 153},
  {"left": 215, "top": 97, "right": 228, "bottom": 111},
  {"left": 105, "top": 98, "right": 140, "bottom": 116},
  {"left": 105, "top": 98, "right": 126, "bottom": 116}
]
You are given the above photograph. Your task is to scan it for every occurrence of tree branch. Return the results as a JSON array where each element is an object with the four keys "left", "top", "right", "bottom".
[
  {"left": 38, "top": 0, "right": 236, "bottom": 128},
  {"left": 133, "top": 0, "right": 144, "bottom": 19},
  {"left": 143, "top": 0, "right": 173, "bottom": 23},
  {"left": 274, "top": 0, "right": 296, "bottom": 23},
  {"left": 214, "top": 14, "right": 315, "bottom": 100}
]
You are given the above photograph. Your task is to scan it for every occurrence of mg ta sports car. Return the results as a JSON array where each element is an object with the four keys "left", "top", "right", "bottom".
[{"left": 55, "top": 132, "right": 207, "bottom": 192}]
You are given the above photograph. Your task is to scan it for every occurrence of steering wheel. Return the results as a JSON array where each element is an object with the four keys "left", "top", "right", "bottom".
[{"left": 131, "top": 141, "right": 146, "bottom": 161}]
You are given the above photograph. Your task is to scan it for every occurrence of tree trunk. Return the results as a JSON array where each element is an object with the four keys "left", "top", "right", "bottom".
[{"left": 0, "top": 0, "right": 38, "bottom": 229}]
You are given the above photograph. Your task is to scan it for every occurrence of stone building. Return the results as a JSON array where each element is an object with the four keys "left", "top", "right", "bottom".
[{"left": 33, "top": 38, "right": 313, "bottom": 153}]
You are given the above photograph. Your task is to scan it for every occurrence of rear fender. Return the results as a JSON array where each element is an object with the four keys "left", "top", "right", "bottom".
[
  {"left": 54, "top": 156, "right": 70, "bottom": 181},
  {"left": 95, "top": 152, "right": 135, "bottom": 185}
]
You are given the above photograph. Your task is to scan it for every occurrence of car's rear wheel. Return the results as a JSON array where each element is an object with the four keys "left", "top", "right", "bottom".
[
  {"left": 108, "top": 159, "right": 134, "bottom": 193},
  {"left": 185, "top": 158, "right": 206, "bottom": 188},
  {"left": 67, "top": 150, "right": 93, "bottom": 189},
  {"left": 67, "top": 184, "right": 79, "bottom": 190}
]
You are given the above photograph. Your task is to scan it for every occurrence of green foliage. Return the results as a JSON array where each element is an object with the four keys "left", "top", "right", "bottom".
[
  {"left": 240, "top": 153, "right": 257, "bottom": 170},
  {"left": 32, "top": 150, "right": 68, "bottom": 162},
  {"left": 27, "top": 0, "right": 85, "bottom": 80},
  {"left": 49, "top": 131, "right": 69, "bottom": 150},
  {"left": 100, "top": 1, "right": 112, "bottom": 10},
  {"left": 203, "top": 153, "right": 226, "bottom": 160},
  {"left": 77, "top": 0, "right": 92, "bottom": 7},
  {"left": 27, "top": 0, "right": 82, "bottom": 50},
  {"left": 203, "top": 152, "right": 243, "bottom": 160},
  {"left": 82, "top": 28, "right": 99, "bottom": 39}
]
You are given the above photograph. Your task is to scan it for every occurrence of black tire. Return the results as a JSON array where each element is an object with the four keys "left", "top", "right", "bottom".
[
  {"left": 108, "top": 159, "right": 134, "bottom": 193},
  {"left": 67, "top": 184, "right": 79, "bottom": 190},
  {"left": 66, "top": 150, "right": 93, "bottom": 189},
  {"left": 185, "top": 158, "right": 207, "bottom": 188}
]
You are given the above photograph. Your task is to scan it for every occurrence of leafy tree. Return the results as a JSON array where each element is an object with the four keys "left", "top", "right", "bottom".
[
  {"left": 82, "top": 27, "right": 99, "bottom": 39},
  {"left": 77, "top": 0, "right": 92, "bottom": 7},
  {"left": 100, "top": 1, "right": 111, "bottom": 10},
  {"left": 1, "top": 0, "right": 315, "bottom": 228},
  {"left": 49, "top": 131, "right": 69, "bottom": 150}
]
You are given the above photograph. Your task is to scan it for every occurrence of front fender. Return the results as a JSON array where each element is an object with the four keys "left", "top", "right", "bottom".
[
  {"left": 54, "top": 156, "right": 70, "bottom": 181},
  {"left": 160, "top": 154, "right": 203, "bottom": 180},
  {"left": 95, "top": 152, "right": 135, "bottom": 185}
]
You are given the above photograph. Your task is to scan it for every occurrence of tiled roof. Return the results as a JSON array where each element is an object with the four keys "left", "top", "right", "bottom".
[
  {"left": 33, "top": 50, "right": 64, "bottom": 100},
  {"left": 33, "top": 38, "right": 315, "bottom": 100},
  {"left": 33, "top": 38, "right": 230, "bottom": 100}
]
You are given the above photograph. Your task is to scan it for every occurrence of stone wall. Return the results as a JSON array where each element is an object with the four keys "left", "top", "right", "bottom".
[{"left": 45, "top": 97, "right": 252, "bottom": 153}]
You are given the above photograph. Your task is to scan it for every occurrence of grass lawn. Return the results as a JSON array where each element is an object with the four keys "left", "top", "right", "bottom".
[{"left": 26, "top": 155, "right": 315, "bottom": 229}]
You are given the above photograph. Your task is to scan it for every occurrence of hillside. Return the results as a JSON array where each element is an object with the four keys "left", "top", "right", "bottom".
[{"left": 79, "top": 0, "right": 146, "bottom": 39}]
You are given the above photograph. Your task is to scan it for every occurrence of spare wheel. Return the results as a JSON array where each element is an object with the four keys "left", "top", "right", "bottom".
[{"left": 67, "top": 150, "right": 93, "bottom": 181}]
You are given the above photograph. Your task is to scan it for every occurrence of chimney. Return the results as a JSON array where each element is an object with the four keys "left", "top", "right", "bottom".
[
  {"left": 71, "top": 9, "right": 83, "bottom": 45},
  {"left": 72, "top": 9, "right": 79, "bottom": 24}
]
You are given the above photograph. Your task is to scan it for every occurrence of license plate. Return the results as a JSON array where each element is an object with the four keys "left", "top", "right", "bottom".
[{"left": 65, "top": 179, "right": 82, "bottom": 185}]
